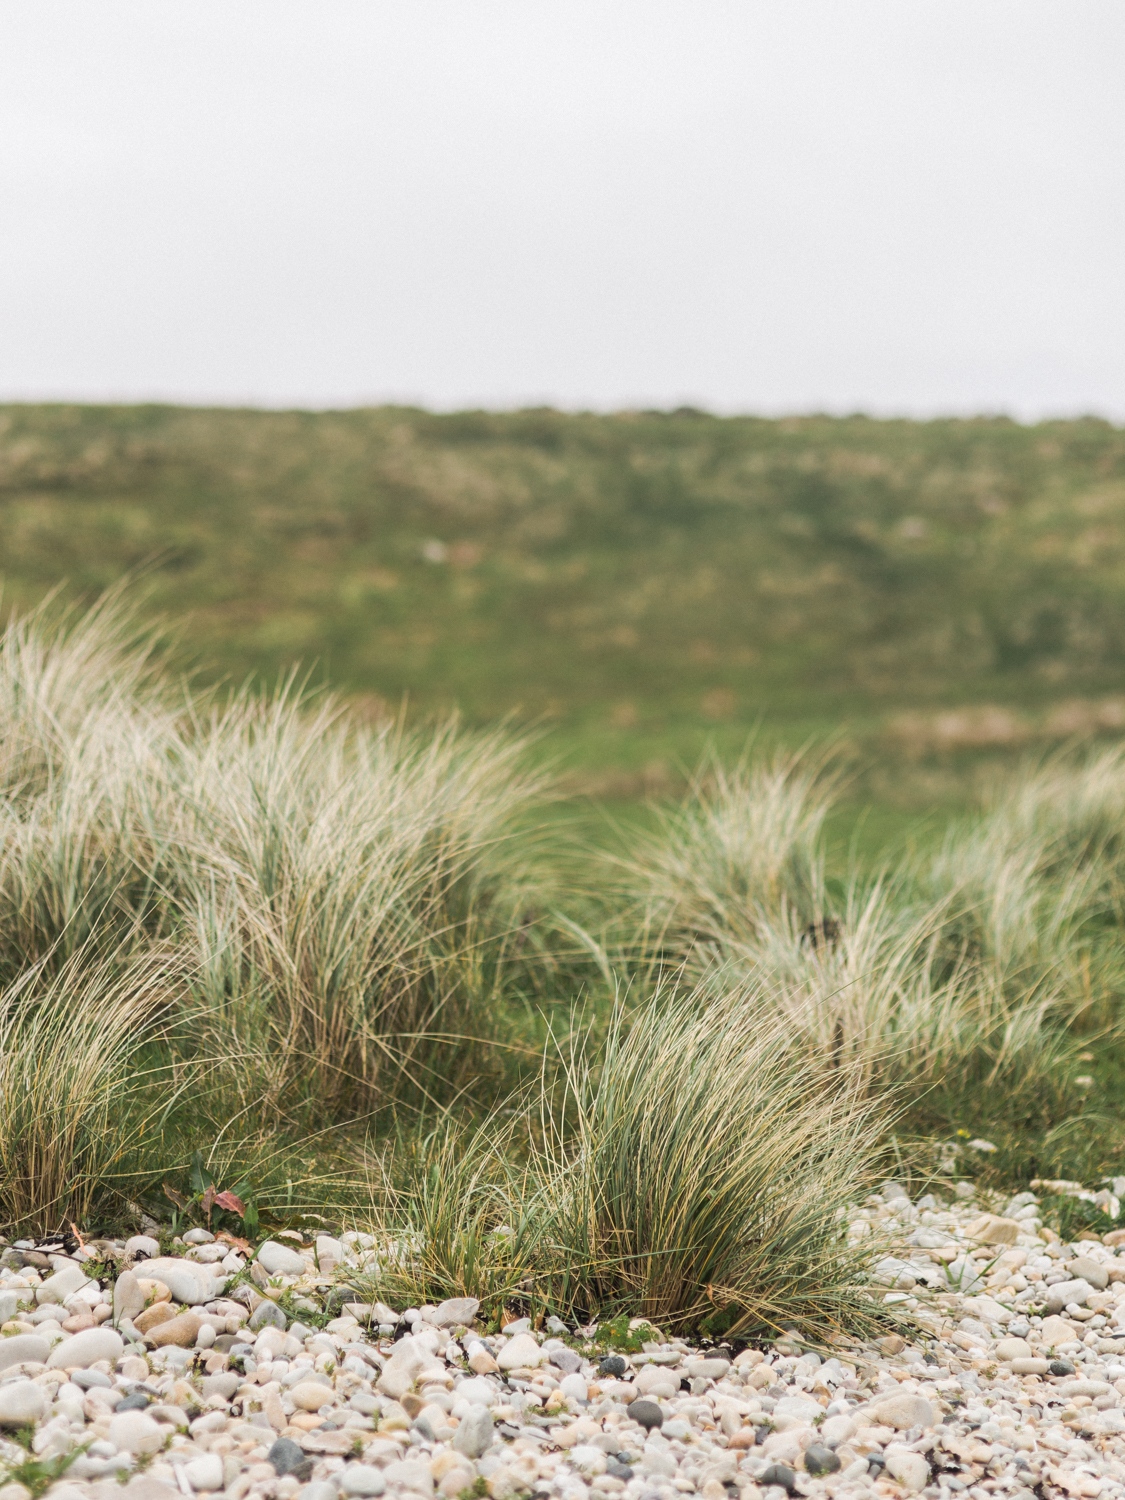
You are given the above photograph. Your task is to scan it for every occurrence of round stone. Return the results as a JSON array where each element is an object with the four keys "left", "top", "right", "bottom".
[
  {"left": 758, "top": 1464, "right": 796, "bottom": 1494},
  {"left": 184, "top": 1454, "right": 224, "bottom": 1492},
  {"left": 630, "top": 1399, "right": 664, "bottom": 1430},
  {"left": 599, "top": 1355, "right": 627, "bottom": 1378},
  {"left": 108, "top": 1410, "right": 165, "bottom": 1456},
  {"left": 46, "top": 1326, "right": 124, "bottom": 1369},
  {"left": 339, "top": 1466, "right": 386, "bottom": 1496},
  {"left": 249, "top": 1300, "right": 287, "bottom": 1332},
  {"left": 1050, "top": 1359, "right": 1076, "bottom": 1376},
  {"left": 0, "top": 1334, "right": 50, "bottom": 1371},
  {"left": 290, "top": 1380, "right": 333, "bottom": 1412},
  {"left": 256, "top": 1240, "right": 307, "bottom": 1276},
  {"left": 804, "top": 1445, "right": 841, "bottom": 1477},
  {"left": 0, "top": 1380, "right": 47, "bottom": 1426},
  {"left": 267, "top": 1438, "right": 308, "bottom": 1477}
]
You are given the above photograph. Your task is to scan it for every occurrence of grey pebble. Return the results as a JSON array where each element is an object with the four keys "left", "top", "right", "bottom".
[
  {"left": 804, "top": 1445, "right": 841, "bottom": 1476},
  {"left": 250, "top": 1300, "right": 288, "bottom": 1331},
  {"left": 267, "top": 1437, "right": 310, "bottom": 1477},
  {"left": 630, "top": 1399, "right": 664, "bottom": 1430},
  {"left": 758, "top": 1464, "right": 797, "bottom": 1494}
]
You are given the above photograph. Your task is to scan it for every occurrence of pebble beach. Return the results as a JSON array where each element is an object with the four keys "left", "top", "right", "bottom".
[{"left": 3, "top": 1179, "right": 1125, "bottom": 1500}]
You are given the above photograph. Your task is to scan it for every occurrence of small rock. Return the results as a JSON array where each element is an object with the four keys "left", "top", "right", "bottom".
[
  {"left": 0, "top": 1334, "right": 50, "bottom": 1371},
  {"left": 267, "top": 1438, "right": 310, "bottom": 1477},
  {"left": 685, "top": 1358, "right": 730, "bottom": 1380},
  {"left": 631, "top": 1399, "right": 664, "bottom": 1430},
  {"left": 865, "top": 1393, "right": 934, "bottom": 1430},
  {"left": 249, "top": 1300, "right": 287, "bottom": 1331},
  {"left": 1048, "top": 1278, "right": 1095, "bottom": 1307},
  {"left": 0, "top": 1380, "right": 47, "bottom": 1426},
  {"left": 108, "top": 1410, "right": 166, "bottom": 1455},
  {"left": 1011, "top": 1358, "right": 1050, "bottom": 1375},
  {"left": 182, "top": 1228, "right": 214, "bottom": 1245},
  {"left": 290, "top": 1380, "right": 333, "bottom": 1412},
  {"left": 1068, "top": 1256, "right": 1109, "bottom": 1290},
  {"left": 884, "top": 1447, "right": 930, "bottom": 1493},
  {"left": 452, "top": 1406, "right": 493, "bottom": 1458},
  {"left": 804, "top": 1446, "right": 841, "bottom": 1477},
  {"left": 496, "top": 1333, "right": 543, "bottom": 1369},
  {"left": 995, "top": 1337, "right": 1033, "bottom": 1361},
  {"left": 116, "top": 1392, "right": 152, "bottom": 1412},
  {"left": 134, "top": 1303, "right": 176, "bottom": 1334},
  {"left": 757, "top": 1464, "right": 796, "bottom": 1493},
  {"left": 967, "top": 1214, "right": 1021, "bottom": 1246},
  {"left": 131, "top": 1258, "right": 214, "bottom": 1306},
  {"left": 339, "top": 1467, "right": 386, "bottom": 1497},
  {"left": 558, "top": 1373, "right": 588, "bottom": 1402},
  {"left": 820, "top": 1414, "right": 857, "bottom": 1447},
  {"left": 636, "top": 1364, "right": 678, "bottom": 1397},
  {"left": 1049, "top": 1358, "right": 1076, "bottom": 1376},
  {"left": 125, "top": 1235, "right": 160, "bottom": 1259},
  {"left": 468, "top": 1347, "right": 499, "bottom": 1374},
  {"left": 114, "top": 1270, "right": 146, "bottom": 1324},
  {"left": 599, "top": 1355, "right": 627, "bottom": 1378},
  {"left": 256, "top": 1240, "right": 307, "bottom": 1276},
  {"left": 46, "top": 1326, "right": 124, "bottom": 1369},
  {"left": 551, "top": 1347, "right": 582, "bottom": 1374},
  {"left": 36, "top": 1266, "right": 90, "bottom": 1305},
  {"left": 775, "top": 1395, "right": 822, "bottom": 1424},
  {"left": 183, "top": 1454, "right": 223, "bottom": 1492},
  {"left": 431, "top": 1297, "right": 480, "bottom": 1328},
  {"left": 148, "top": 1312, "right": 202, "bottom": 1348},
  {"left": 383, "top": 1460, "right": 434, "bottom": 1498},
  {"left": 1040, "top": 1316, "right": 1080, "bottom": 1348}
]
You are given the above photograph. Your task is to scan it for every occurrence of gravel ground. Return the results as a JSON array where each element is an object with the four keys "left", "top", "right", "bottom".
[{"left": 2, "top": 1180, "right": 1125, "bottom": 1500}]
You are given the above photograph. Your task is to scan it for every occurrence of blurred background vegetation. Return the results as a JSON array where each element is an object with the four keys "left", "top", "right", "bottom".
[{"left": 3, "top": 402, "right": 1124, "bottom": 859}]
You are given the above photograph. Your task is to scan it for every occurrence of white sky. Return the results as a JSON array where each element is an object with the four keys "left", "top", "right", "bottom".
[{"left": 1, "top": 2, "right": 1122, "bottom": 418}]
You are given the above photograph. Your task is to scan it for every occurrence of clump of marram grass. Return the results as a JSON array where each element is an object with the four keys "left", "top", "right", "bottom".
[
  {"left": 0, "top": 593, "right": 565, "bottom": 1129},
  {"left": 619, "top": 752, "right": 833, "bottom": 959},
  {"left": 0, "top": 947, "right": 185, "bottom": 1235},
  {"left": 360, "top": 986, "right": 892, "bottom": 1342}
]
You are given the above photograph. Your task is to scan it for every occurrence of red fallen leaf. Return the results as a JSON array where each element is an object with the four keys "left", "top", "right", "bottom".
[
  {"left": 214, "top": 1190, "right": 246, "bottom": 1216},
  {"left": 215, "top": 1229, "right": 252, "bottom": 1253}
]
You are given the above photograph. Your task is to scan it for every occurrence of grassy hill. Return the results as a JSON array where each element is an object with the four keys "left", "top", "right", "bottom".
[{"left": 2, "top": 403, "right": 1124, "bottom": 826}]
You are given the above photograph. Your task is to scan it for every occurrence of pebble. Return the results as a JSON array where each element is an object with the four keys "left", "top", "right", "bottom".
[
  {"left": 630, "top": 1398, "right": 664, "bottom": 1429},
  {"left": 495, "top": 1332, "right": 544, "bottom": 1369},
  {"left": 452, "top": 1406, "right": 493, "bottom": 1457},
  {"left": 148, "top": 1311, "right": 203, "bottom": 1348},
  {"left": 339, "top": 1464, "right": 386, "bottom": 1495},
  {"left": 45, "top": 1325, "right": 124, "bottom": 1368},
  {"left": 256, "top": 1240, "right": 308, "bottom": 1275},
  {"left": 431, "top": 1297, "right": 480, "bottom": 1328},
  {"left": 113, "top": 1269, "right": 146, "bottom": 1323},
  {"left": 0, "top": 1380, "right": 47, "bottom": 1426},
  {"left": 183, "top": 1453, "right": 223, "bottom": 1491},
  {"left": 249, "top": 1299, "right": 287, "bottom": 1331},
  {"left": 804, "top": 1444, "right": 841, "bottom": 1475},
  {"left": 266, "top": 1437, "right": 308, "bottom": 1476},
  {"left": 0, "top": 1333, "right": 49, "bottom": 1370},
  {"left": 133, "top": 1257, "right": 214, "bottom": 1306}
]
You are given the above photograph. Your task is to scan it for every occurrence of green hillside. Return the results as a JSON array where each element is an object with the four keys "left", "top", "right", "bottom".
[{"left": 2, "top": 403, "right": 1124, "bottom": 816}]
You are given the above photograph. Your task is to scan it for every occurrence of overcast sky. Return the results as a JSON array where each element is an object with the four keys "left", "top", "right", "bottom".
[{"left": 1, "top": 2, "right": 1122, "bottom": 418}]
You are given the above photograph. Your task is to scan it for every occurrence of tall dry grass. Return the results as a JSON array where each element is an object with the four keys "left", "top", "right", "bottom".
[
  {"left": 620, "top": 748, "right": 1120, "bottom": 1142},
  {"left": 0, "top": 594, "right": 558, "bottom": 1186},
  {"left": 0, "top": 947, "right": 184, "bottom": 1234}
]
